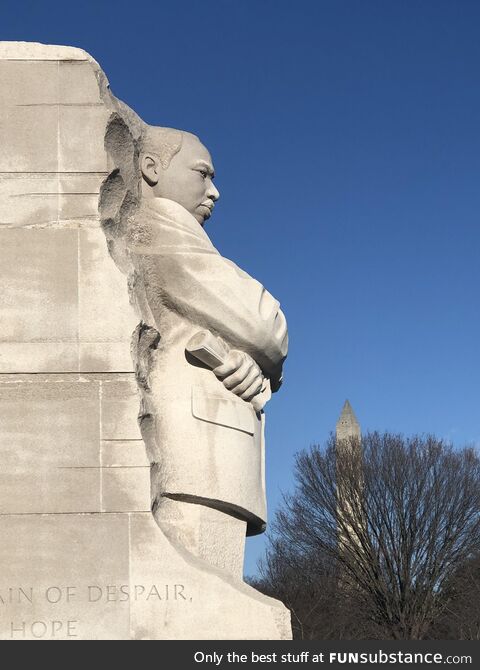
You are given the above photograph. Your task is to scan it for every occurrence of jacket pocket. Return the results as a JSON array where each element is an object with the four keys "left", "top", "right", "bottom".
[{"left": 191, "top": 386, "right": 255, "bottom": 436}]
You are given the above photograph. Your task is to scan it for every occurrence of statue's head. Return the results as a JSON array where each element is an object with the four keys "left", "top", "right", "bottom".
[{"left": 140, "top": 125, "right": 220, "bottom": 225}]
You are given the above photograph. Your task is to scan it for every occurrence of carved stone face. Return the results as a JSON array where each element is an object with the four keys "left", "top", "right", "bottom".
[{"left": 141, "top": 132, "right": 220, "bottom": 225}]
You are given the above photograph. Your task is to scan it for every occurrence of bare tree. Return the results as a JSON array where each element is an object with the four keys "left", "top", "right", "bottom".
[
  {"left": 251, "top": 541, "right": 375, "bottom": 639},
  {"left": 431, "top": 552, "right": 480, "bottom": 640},
  {"left": 257, "top": 432, "right": 480, "bottom": 639}
]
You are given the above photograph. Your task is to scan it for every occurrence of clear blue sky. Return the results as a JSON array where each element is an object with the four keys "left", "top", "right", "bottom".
[{"left": 3, "top": 0, "right": 480, "bottom": 576}]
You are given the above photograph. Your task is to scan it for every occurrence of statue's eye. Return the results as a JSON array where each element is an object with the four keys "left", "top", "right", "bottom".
[{"left": 198, "top": 170, "right": 207, "bottom": 179}]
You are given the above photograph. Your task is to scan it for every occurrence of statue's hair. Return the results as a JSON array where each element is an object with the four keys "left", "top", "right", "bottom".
[
  {"left": 140, "top": 125, "right": 184, "bottom": 169},
  {"left": 100, "top": 117, "right": 188, "bottom": 276}
]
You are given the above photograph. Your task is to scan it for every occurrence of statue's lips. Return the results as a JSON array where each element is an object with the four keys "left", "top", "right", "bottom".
[{"left": 198, "top": 203, "right": 214, "bottom": 216}]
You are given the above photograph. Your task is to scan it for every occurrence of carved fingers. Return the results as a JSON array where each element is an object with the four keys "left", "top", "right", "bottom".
[
  {"left": 213, "top": 350, "right": 264, "bottom": 401},
  {"left": 230, "top": 364, "right": 264, "bottom": 401}
]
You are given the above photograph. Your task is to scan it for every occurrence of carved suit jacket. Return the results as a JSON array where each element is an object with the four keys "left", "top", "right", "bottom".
[{"left": 127, "top": 198, "right": 288, "bottom": 534}]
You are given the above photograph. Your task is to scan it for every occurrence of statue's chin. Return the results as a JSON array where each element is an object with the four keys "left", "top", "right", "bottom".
[
  {"left": 194, "top": 204, "right": 213, "bottom": 225},
  {"left": 195, "top": 213, "right": 208, "bottom": 227}
]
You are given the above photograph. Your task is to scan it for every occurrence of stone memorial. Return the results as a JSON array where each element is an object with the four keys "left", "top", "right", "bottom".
[{"left": 0, "top": 42, "right": 291, "bottom": 640}]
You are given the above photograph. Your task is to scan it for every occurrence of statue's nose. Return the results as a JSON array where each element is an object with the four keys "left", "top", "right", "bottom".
[{"left": 208, "top": 182, "right": 220, "bottom": 202}]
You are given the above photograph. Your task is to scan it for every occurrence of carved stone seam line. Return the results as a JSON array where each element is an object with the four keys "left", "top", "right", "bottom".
[
  {"left": 0, "top": 218, "right": 98, "bottom": 227},
  {"left": 0, "top": 509, "right": 146, "bottom": 517},
  {"left": 15, "top": 103, "right": 104, "bottom": 107},
  {"left": 101, "top": 439, "right": 143, "bottom": 443},
  {"left": 99, "top": 380, "right": 103, "bottom": 512},
  {"left": 0, "top": 58, "right": 89, "bottom": 62},
  {"left": 9, "top": 192, "right": 99, "bottom": 196},
  {"left": 0, "top": 372, "right": 135, "bottom": 376},
  {"left": 76, "top": 226, "right": 80, "bottom": 359},
  {"left": 56, "top": 466, "right": 149, "bottom": 469},
  {"left": 56, "top": 59, "right": 60, "bottom": 224},
  {"left": 0, "top": 171, "right": 108, "bottom": 175}
]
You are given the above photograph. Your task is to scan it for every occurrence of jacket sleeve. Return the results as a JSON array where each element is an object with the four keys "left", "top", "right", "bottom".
[{"left": 132, "top": 247, "right": 288, "bottom": 379}]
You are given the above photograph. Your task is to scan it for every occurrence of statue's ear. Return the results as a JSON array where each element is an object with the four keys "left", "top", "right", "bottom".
[{"left": 140, "top": 153, "right": 160, "bottom": 186}]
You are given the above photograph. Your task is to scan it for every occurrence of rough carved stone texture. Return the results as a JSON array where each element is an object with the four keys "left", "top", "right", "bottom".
[{"left": 0, "top": 42, "right": 291, "bottom": 639}]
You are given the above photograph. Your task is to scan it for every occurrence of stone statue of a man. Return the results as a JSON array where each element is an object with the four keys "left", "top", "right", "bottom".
[
  {"left": 0, "top": 40, "right": 291, "bottom": 638},
  {"left": 111, "top": 124, "right": 288, "bottom": 578}
]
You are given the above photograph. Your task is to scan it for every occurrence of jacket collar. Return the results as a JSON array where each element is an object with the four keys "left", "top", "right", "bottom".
[{"left": 140, "top": 197, "right": 201, "bottom": 229}]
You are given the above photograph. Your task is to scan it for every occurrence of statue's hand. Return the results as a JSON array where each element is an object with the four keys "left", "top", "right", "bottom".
[{"left": 213, "top": 350, "right": 264, "bottom": 402}]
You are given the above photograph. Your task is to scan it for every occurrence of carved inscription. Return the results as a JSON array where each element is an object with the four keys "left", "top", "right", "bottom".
[
  {"left": 10, "top": 620, "right": 78, "bottom": 639},
  {"left": 1, "top": 584, "right": 191, "bottom": 639}
]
